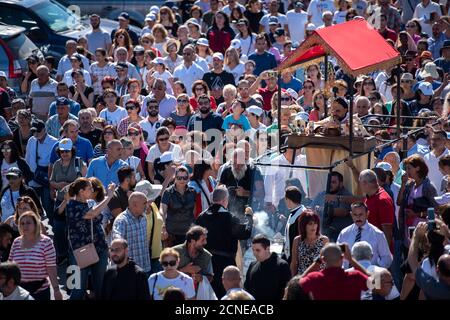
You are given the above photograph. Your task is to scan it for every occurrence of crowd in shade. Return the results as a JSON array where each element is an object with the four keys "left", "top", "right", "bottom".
[{"left": 1, "top": 0, "right": 450, "bottom": 301}]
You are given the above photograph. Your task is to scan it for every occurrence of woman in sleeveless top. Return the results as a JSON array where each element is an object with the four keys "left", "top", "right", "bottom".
[{"left": 290, "top": 210, "right": 329, "bottom": 276}]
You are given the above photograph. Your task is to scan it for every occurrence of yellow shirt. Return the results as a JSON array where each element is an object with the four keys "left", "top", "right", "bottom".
[{"left": 146, "top": 202, "right": 164, "bottom": 259}]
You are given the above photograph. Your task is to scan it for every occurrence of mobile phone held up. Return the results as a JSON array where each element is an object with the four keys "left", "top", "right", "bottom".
[
  {"left": 408, "top": 226, "right": 415, "bottom": 239},
  {"left": 427, "top": 207, "right": 436, "bottom": 231}
]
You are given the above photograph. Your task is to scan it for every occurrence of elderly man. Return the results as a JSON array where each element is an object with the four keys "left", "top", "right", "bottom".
[
  {"left": 78, "top": 109, "right": 103, "bottom": 147},
  {"left": 87, "top": 140, "right": 128, "bottom": 186},
  {"left": 29, "top": 65, "right": 58, "bottom": 120},
  {"left": 112, "top": 192, "right": 151, "bottom": 276},
  {"left": 141, "top": 79, "right": 176, "bottom": 118},
  {"left": 112, "top": 48, "right": 141, "bottom": 82},
  {"left": 383, "top": 151, "right": 405, "bottom": 186},
  {"left": 56, "top": 40, "right": 90, "bottom": 82},
  {"left": 195, "top": 186, "right": 254, "bottom": 298},
  {"left": 101, "top": 238, "right": 150, "bottom": 300},
  {"left": 424, "top": 130, "right": 450, "bottom": 194},
  {"left": 173, "top": 45, "right": 205, "bottom": 96},
  {"left": 337, "top": 202, "right": 393, "bottom": 269},
  {"left": 45, "top": 97, "right": 78, "bottom": 138},
  {"left": 48, "top": 82, "right": 80, "bottom": 117},
  {"left": 221, "top": 265, "right": 254, "bottom": 300},
  {"left": 49, "top": 120, "right": 94, "bottom": 165},
  {"left": 173, "top": 226, "right": 213, "bottom": 285}
]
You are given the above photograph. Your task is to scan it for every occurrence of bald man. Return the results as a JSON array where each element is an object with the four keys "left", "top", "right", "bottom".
[
  {"left": 221, "top": 266, "right": 255, "bottom": 300},
  {"left": 112, "top": 192, "right": 151, "bottom": 275},
  {"left": 300, "top": 243, "right": 369, "bottom": 300}
]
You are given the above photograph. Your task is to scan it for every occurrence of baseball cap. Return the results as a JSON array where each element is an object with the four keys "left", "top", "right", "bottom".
[
  {"left": 230, "top": 39, "right": 241, "bottom": 50},
  {"left": 150, "top": 6, "right": 159, "bottom": 14},
  {"left": 247, "top": 105, "right": 263, "bottom": 117},
  {"left": 294, "top": 1, "right": 304, "bottom": 8},
  {"left": 434, "top": 192, "right": 450, "bottom": 205},
  {"left": 145, "top": 14, "right": 156, "bottom": 22},
  {"left": 186, "top": 18, "right": 201, "bottom": 29},
  {"left": 375, "top": 161, "right": 393, "bottom": 172},
  {"left": 116, "top": 62, "right": 128, "bottom": 69},
  {"left": 0, "top": 71, "right": 6, "bottom": 79},
  {"left": 153, "top": 57, "right": 165, "bottom": 65},
  {"left": 268, "top": 16, "right": 279, "bottom": 25},
  {"left": 6, "top": 167, "right": 22, "bottom": 178},
  {"left": 196, "top": 38, "right": 209, "bottom": 47},
  {"left": 55, "top": 96, "right": 70, "bottom": 106},
  {"left": 133, "top": 45, "right": 145, "bottom": 53},
  {"left": 30, "top": 119, "right": 46, "bottom": 134},
  {"left": 58, "top": 138, "right": 73, "bottom": 151},
  {"left": 417, "top": 81, "right": 434, "bottom": 96},
  {"left": 160, "top": 151, "right": 174, "bottom": 163},
  {"left": 118, "top": 12, "right": 130, "bottom": 20},
  {"left": 212, "top": 52, "right": 224, "bottom": 61},
  {"left": 135, "top": 180, "right": 163, "bottom": 201}
]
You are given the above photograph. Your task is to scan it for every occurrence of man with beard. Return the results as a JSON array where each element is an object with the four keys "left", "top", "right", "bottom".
[
  {"left": 202, "top": 53, "right": 235, "bottom": 105},
  {"left": 311, "top": 171, "right": 353, "bottom": 242},
  {"left": 141, "top": 79, "right": 176, "bottom": 118},
  {"left": 108, "top": 166, "right": 136, "bottom": 221},
  {"left": 218, "top": 148, "right": 263, "bottom": 223},
  {"left": 139, "top": 98, "right": 165, "bottom": 145},
  {"left": 316, "top": 97, "right": 350, "bottom": 128},
  {"left": 101, "top": 238, "right": 150, "bottom": 300},
  {"left": 113, "top": 192, "right": 152, "bottom": 276},
  {"left": 187, "top": 94, "right": 223, "bottom": 148},
  {"left": 78, "top": 109, "right": 103, "bottom": 148},
  {"left": 86, "top": 14, "right": 112, "bottom": 53},
  {"left": 173, "top": 226, "right": 213, "bottom": 286},
  {"left": 195, "top": 186, "right": 253, "bottom": 298}
]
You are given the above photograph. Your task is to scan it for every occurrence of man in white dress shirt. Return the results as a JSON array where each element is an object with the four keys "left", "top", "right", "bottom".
[
  {"left": 337, "top": 202, "right": 392, "bottom": 268},
  {"left": 424, "top": 130, "right": 449, "bottom": 195}
]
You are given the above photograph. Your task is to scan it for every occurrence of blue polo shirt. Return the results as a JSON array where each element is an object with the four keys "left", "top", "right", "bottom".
[
  {"left": 48, "top": 99, "right": 81, "bottom": 117},
  {"left": 86, "top": 156, "right": 127, "bottom": 187},
  {"left": 188, "top": 112, "right": 224, "bottom": 133},
  {"left": 280, "top": 76, "right": 303, "bottom": 93},
  {"left": 248, "top": 51, "right": 277, "bottom": 76},
  {"left": 50, "top": 136, "right": 94, "bottom": 164}
]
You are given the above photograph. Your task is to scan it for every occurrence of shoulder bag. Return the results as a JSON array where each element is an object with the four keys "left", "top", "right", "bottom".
[
  {"left": 68, "top": 218, "right": 99, "bottom": 269},
  {"left": 33, "top": 140, "right": 50, "bottom": 187}
]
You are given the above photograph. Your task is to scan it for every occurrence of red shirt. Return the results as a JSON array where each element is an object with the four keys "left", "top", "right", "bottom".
[
  {"left": 365, "top": 187, "right": 395, "bottom": 230},
  {"left": 379, "top": 28, "right": 397, "bottom": 43},
  {"left": 258, "top": 87, "right": 286, "bottom": 112},
  {"left": 300, "top": 267, "right": 368, "bottom": 300},
  {"left": 189, "top": 96, "right": 217, "bottom": 112}
]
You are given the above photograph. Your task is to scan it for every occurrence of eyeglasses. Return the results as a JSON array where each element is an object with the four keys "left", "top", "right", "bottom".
[
  {"left": 406, "top": 24, "right": 415, "bottom": 28},
  {"left": 161, "top": 260, "right": 177, "bottom": 267},
  {"left": 142, "top": 40, "right": 151, "bottom": 44},
  {"left": 363, "top": 82, "right": 373, "bottom": 85},
  {"left": 6, "top": 175, "right": 20, "bottom": 180},
  {"left": 176, "top": 175, "right": 189, "bottom": 180},
  {"left": 128, "top": 131, "right": 140, "bottom": 136},
  {"left": 404, "top": 58, "right": 414, "bottom": 62},
  {"left": 238, "top": 87, "right": 249, "bottom": 90},
  {"left": 281, "top": 97, "right": 291, "bottom": 101},
  {"left": 60, "top": 149, "right": 71, "bottom": 153},
  {"left": 177, "top": 99, "right": 188, "bottom": 103},
  {"left": 104, "top": 131, "right": 114, "bottom": 136},
  {"left": 158, "top": 137, "right": 170, "bottom": 142},
  {"left": 1, "top": 148, "right": 11, "bottom": 152},
  {"left": 115, "top": 69, "right": 127, "bottom": 73}
]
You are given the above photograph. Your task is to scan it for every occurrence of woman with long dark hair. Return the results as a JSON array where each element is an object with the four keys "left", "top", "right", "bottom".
[
  {"left": 0, "top": 140, "right": 33, "bottom": 191},
  {"left": 234, "top": 18, "right": 256, "bottom": 57},
  {"left": 11, "top": 110, "right": 32, "bottom": 157},
  {"left": 93, "top": 125, "right": 119, "bottom": 158},
  {"left": 243, "top": 0, "right": 264, "bottom": 34},
  {"left": 206, "top": 11, "right": 236, "bottom": 54},
  {"left": 189, "top": 160, "right": 216, "bottom": 218},
  {"left": 157, "top": 6, "right": 179, "bottom": 38},
  {"left": 110, "top": 29, "right": 133, "bottom": 61}
]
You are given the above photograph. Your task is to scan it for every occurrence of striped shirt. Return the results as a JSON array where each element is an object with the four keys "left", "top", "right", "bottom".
[
  {"left": 112, "top": 209, "right": 151, "bottom": 272},
  {"left": 9, "top": 235, "right": 56, "bottom": 292}
]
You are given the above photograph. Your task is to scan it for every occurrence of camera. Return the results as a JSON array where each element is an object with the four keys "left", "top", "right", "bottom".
[
  {"left": 339, "top": 244, "right": 346, "bottom": 252},
  {"left": 427, "top": 207, "right": 436, "bottom": 231},
  {"left": 267, "top": 71, "right": 278, "bottom": 78},
  {"left": 408, "top": 226, "right": 415, "bottom": 238}
]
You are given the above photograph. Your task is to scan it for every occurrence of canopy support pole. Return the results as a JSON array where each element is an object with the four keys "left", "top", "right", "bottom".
[
  {"left": 348, "top": 76, "right": 354, "bottom": 157},
  {"left": 396, "top": 64, "right": 402, "bottom": 138},
  {"left": 277, "top": 72, "right": 282, "bottom": 154}
]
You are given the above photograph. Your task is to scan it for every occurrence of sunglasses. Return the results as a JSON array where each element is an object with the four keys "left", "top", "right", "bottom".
[
  {"left": 126, "top": 105, "right": 137, "bottom": 110},
  {"left": 6, "top": 175, "right": 20, "bottom": 180},
  {"left": 142, "top": 40, "right": 151, "bottom": 44},
  {"left": 176, "top": 175, "right": 189, "bottom": 180},
  {"left": 158, "top": 137, "right": 169, "bottom": 142},
  {"left": 177, "top": 99, "right": 188, "bottom": 103},
  {"left": 162, "top": 260, "right": 177, "bottom": 267},
  {"left": 281, "top": 97, "right": 291, "bottom": 101},
  {"left": 128, "top": 131, "right": 140, "bottom": 136},
  {"left": 195, "top": 87, "right": 205, "bottom": 91},
  {"left": 60, "top": 149, "right": 71, "bottom": 153},
  {"left": 1, "top": 148, "right": 11, "bottom": 152}
]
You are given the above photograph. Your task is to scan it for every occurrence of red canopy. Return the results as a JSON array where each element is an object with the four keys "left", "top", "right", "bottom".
[{"left": 277, "top": 20, "right": 401, "bottom": 76}]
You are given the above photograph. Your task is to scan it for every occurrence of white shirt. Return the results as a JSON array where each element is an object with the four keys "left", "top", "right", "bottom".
[
  {"left": 29, "top": 78, "right": 58, "bottom": 116},
  {"left": 25, "top": 134, "right": 58, "bottom": 171},
  {"left": 99, "top": 106, "right": 128, "bottom": 127},
  {"left": 195, "top": 56, "right": 210, "bottom": 73},
  {"left": 148, "top": 271, "right": 195, "bottom": 300},
  {"left": 236, "top": 34, "right": 256, "bottom": 57},
  {"left": 263, "top": 153, "right": 308, "bottom": 207},
  {"left": 1, "top": 189, "right": 20, "bottom": 222},
  {"left": 333, "top": 10, "right": 348, "bottom": 24},
  {"left": 139, "top": 115, "right": 165, "bottom": 145},
  {"left": 259, "top": 14, "right": 289, "bottom": 33},
  {"left": 63, "top": 68, "right": 92, "bottom": 87},
  {"left": 152, "top": 70, "right": 174, "bottom": 95},
  {"left": 145, "top": 143, "right": 183, "bottom": 164},
  {"left": 421, "top": 257, "right": 439, "bottom": 280},
  {"left": 307, "top": 0, "right": 336, "bottom": 27},
  {"left": 337, "top": 221, "right": 393, "bottom": 268},
  {"left": 224, "top": 62, "right": 245, "bottom": 84},
  {"left": 1, "top": 161, "right": 17, "bottom": 190},
  {"left": 222, "top": 4, "right": 246, "bottom": 17},
  {"left": 413, "top": 1, "right": 441, "bottom": 36},
  {"left": 286, "top": 10, "right": 309, "bottom": 44},
  {"left": 424, "top": 148, "right": 450, "bottom": 195},
  {"left": 173, "top": 62, "right": 205, "bottom": 96},
  {"left": 56, "top": 54, "right": 90, "bottom": 77}
]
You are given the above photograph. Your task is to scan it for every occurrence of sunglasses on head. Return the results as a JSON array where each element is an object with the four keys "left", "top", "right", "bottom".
[{"left": 162, "top": 260, "right": 177, "bottom": 267}]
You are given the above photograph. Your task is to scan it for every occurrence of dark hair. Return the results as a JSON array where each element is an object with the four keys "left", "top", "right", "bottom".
[
  {"left": 427, "top": 230, "right": 445, "bottom": 267},
  {"left": 192, "top": 160, "right": 212, "bottom": 181},
  {"left": 351, "top": 202, "right": 368, "bottom": 212},
  {"left": 334, "top": 97, "right": 348, "bottom": 109},
  {"left": 0, "top": 140, "right": 21, "bottom": 163},
  {"left": 0, "top": 262, "right": 21, "bottom": 285},
  {"left": 284, "top": 275, "right": 311, "bottom": 300},
  {"left": 186, "top": 225, "right": 207, "bottom": 243},
  {"left": 44, "top": 56, "right": 56, "bottom": 69},
  {"left": 68, "top": 177, "right": 91, "bottom": 197},
  {"left": 298, "top": 210, "right": 321, "bottom": 240},
  {"left": 125, "top": 98, "right": 141, "bottom": 114},
  {"left": 285, "top": 186, "right": 302, "bottom": 204},
  {"left": 162, "top": 117, "right": 176, "bottom": 129},
  {"left": 100, "top": 125, "right": 119, "bottom": 150},
  {"left": 117, "top": 166, "right": 134, "bottom": 184},
  {"left": 252, "top": 234, "right": 271, "bottom": 248},
  {"left": 173, "top": 81, "right": 187, "bottom": 93},
  {"left": 372, "top": 167, "right": 387, "bottom": 184},
  {"left": 163, "top": 287, "right": 186, "bottom": 300},
  {"left": 89, "top": 177, "right": 105, "bottom": 202},
  {"left": 404, "top": 154, "right": 429, "bottom": 179},
  {"left": 345, "top": 8, "right": 357, "bottom": 21},
  {"left": 432, "top": 130, "right": 448, "bottom": 140},
  {"left": 0, "top": 223, "right": 14, "bottom": 239},
  {"left": 330, "top": 171, "right": 344, "bottom": 182},
  {"left": 156, "top": 126, "right": 171, "bottom": 139},
  {"left": 213, "top": 11, "right": 231, "bottom": 29},
  {"left": 439, "top": 155, "right": 450, "bottom": 168}
]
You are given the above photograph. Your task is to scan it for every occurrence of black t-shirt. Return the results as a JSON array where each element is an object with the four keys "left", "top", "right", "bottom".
[
  {"left": 69, "top": 85, "right": 94, "bottom": 109},
  {"left": 202, "top": 70, "right": 235, "bottom": 104},
  {"left": 108, "top": 187, "right": 129, "bottom": 213},
  {"left": 79, "top": 128, "right": 103, "bottom": 148},
  {"left": 244, "top": 10, "right": 265, "bottom": 34}
]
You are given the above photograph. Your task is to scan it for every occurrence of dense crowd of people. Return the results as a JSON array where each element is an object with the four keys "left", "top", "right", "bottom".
[{"left": 0, "top": 0, "right": 450, "bottom": 301}]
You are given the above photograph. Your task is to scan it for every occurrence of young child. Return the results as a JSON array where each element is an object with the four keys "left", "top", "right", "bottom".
[
  {"left": 151, "top": 57, "right": 174, "bottom": 95},
  {"left": 222, "top": 99, "right": 251, "bottom": 134}
]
